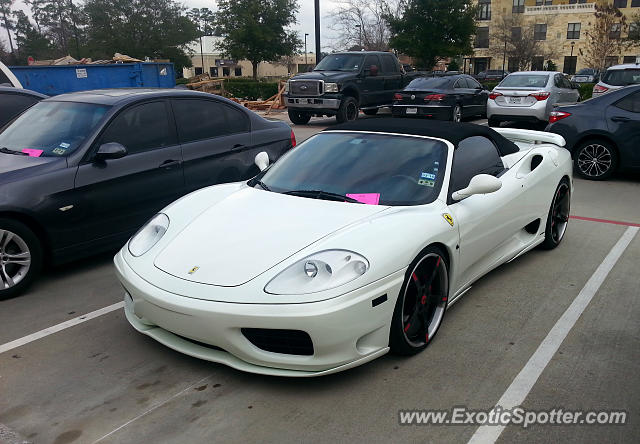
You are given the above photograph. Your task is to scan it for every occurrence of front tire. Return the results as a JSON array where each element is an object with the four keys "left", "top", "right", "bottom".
[
  {"left": 336, "top": 96, "right": 359, "bottom": 123},
  {"left": 0, "top": 218, "right": 43, "bottom": 300},
  {"left": 541, "top": 178, "right": 571, "bottom": 250},
  {"left": 390, "top": 246, "right": 449, "bottom": 355},
  {"left": 288, "top": 109, "right": 311, "bottom": 125},
  {"left": 573, "top": 139, "right": 617, "bottom": 180}
]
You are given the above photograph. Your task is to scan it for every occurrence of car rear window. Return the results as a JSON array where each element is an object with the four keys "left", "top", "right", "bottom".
[
  {"left": 499, "top": 74, "right": 549, "bottom": 88},
  {"left": 406, "top": 77, "right": 450, "bottom": 90},
  {"left": 602, "top": 69, "right": 640, "bottom": 86}
]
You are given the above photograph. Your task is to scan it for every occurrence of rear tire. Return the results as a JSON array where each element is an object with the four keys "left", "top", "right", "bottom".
[
  {"left": 450, "top": 104, "right": 462, "bottom": 122},
  {"left": 488, "top": 116, "right": 500, "bottom": 127},
  {"left": 541, "top": 178, "right": 571, "bottom": 250},
  {"left": 362, "top": 108, "right": 378, "bottom": 116},
  {"left": 288, "top": 109, "right": 311, "bottom": 125},
  {"left": 336, "top": 96, "right": 359, "bottom": 123},
  {"left": 573, "top": 139, "right": 617, "bottom": 180},
  {"left": 0, "top": 218, "right": 43, "bottom": 300},
  {"left": 390, "top": 246, "right": 449, "bottom": 356}
]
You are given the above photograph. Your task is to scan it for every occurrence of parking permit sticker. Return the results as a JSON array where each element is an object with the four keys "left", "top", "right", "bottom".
[
  {"left": 346, "top": 193, "right": 380, "bottom": 205},
  {"left": 421, "top": 172, "right": 436, "bottom": 180},
  {"left": 22, "top": 149, "right": 43, "bottom": 157},
  {"left": 418, "top": 179, "right": 435, "bottom": 187},
  {"left": 59, "top": 142, "right": 70, "bottom": 148},
  {"left": 52, "top": 148, "right": 67, "bottom": 155}
]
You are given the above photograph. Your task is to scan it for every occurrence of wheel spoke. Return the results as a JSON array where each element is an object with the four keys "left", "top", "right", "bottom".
[
  {"left": 1, "top": 265, "right": 14, "bottom": 289},
  {"left": 5, "top": 251, "right": 30, "bottom": 265}
]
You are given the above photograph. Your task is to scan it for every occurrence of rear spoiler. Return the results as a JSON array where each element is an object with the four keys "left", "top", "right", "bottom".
[{"left": 493, "top": 128, "right": 566, "bottom": 147}]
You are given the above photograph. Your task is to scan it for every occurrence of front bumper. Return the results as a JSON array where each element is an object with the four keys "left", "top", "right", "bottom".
[
  {"left": 115, "top": 251, "right": 404, "bottom": 377},
  {"left": 286, "top": 96, "right": 341, "bottom": 110}
]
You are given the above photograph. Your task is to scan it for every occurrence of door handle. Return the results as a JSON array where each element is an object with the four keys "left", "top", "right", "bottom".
[
  {"left": 159, "top": 159, "right": 181, "bottom": 169},
  {"left": 611, "top": 116, "right": 631, "bottom": 122}
]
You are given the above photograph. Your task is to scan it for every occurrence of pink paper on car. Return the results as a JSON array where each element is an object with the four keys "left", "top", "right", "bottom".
[
  {"left": 22, "top": 149, "right": 44, "bottom": 157},
  {"left": 346, "top": 193, "right": 380, "bottom": 205}
]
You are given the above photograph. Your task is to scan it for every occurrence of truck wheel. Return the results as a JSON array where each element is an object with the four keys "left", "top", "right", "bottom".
[
  {"left": 0, "top": 218, "right": 43, "bottom": 300},
  {"left": 336, "top": 96, "right": 359, "bottom": 123},
  {"left": 288, "top": 109, "right": 311, "bottom": 125},
  {"left": 362, "top": 108, "right": 378, "bottom": 116}
]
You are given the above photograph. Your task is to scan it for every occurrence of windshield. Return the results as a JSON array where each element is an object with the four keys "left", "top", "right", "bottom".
[
  {"left": 576, "top": 68, "right": 595, "bottom": 75},
  {"left": 602, "top": 69, "right": 640, "bottom": 86},
  {"left": 0, "top": 101, "right": 109, "bottom": 157},
  {"left": 406, "top": 77, "right": 451, "bottom": 90},
  {"left": 499, "top": 74, "right": 549, "bottom": 88},
  {"left": 314, "top": 54, "right": 363, "bottom": 72},
  {"left": 257, "top": 132, "right": 448, "bottom": 206}
]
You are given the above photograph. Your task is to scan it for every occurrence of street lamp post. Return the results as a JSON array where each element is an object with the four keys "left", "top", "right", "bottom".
[
  {"left": 570, "top": 41, "right": 575, "bottom": 75},
  {"left": 502, "top": 39, "right": 507, "bottom": 76},
  {"left": 304, "top": 33, "right": 309, "bottom": 67},
  {"left": 315, "top": 0, "right": 321, "bottom": 63}
]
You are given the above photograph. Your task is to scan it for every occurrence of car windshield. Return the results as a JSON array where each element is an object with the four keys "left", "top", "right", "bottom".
[
  {"left": 602, "top": 69, "right": 640, "bottom": 86},
  {"left": 499, "top": 74, "right": 549, "bottom": 88},
  {"left": 257, "top": 132, "right": 448, "bottom": 206},
  {"left": 405, "top": 77, "right": 451, "bottom": 90},
  {"left": 314, "top": 54, "right": 363, "bottom": 72},
  {"left": 0, "top": 101, "right": 110, "bottom": 157}
]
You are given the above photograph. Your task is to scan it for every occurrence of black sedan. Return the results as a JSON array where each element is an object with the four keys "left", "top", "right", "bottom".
[
  {"left": 0, "top": 87, "right": 47, "bottom": 128},
  {"left": 0, "top": 88, "right": 294, "bottom": 298},
  {"left": 546, "top": 85, "right": 640, "bottom": 180},
  {"left": 391, "top": 75, "right": 489, "bottom": 122}
]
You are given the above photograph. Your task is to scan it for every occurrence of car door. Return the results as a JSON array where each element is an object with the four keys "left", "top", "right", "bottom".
[
  {"left": 446, "top": 136, "right": 525, "bottom": 290},
  {"left": 606, "top": 90, "right": 640, "bottom": 168},
  {"left": 361, "top": 54, "right": 384, "bottom": 106},
  {"left": 171, "top": 98, "right": 254, "bottom": 193},
  {"left": 73, "top": 100, "right": 184, "bottom": 245},
  {"left": 380, "top": 54, "right": 403, "bottom": 104},
  {"left": 465, "top": 76, "right": 488, "bottom": 115},
  {"left": 452, "top": 78, "right": 471, "bottom": 115}
]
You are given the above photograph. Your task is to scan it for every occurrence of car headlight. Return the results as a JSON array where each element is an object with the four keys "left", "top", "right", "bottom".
[
  {"left": 324, "top": 82, "right": 339, "bottom": 93},
  {"left": 265, "top": 250, "right": 369, "bottom": 295},
  {"left": 128, "top": 213, "right": 169, "bottom": 257}
]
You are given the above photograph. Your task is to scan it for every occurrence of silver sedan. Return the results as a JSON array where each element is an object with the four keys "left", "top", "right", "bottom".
[{"left": 487, "top": 71, "right": 579, "bottom": 127}]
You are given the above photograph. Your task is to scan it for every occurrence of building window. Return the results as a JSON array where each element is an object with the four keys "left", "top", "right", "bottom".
[
  {"left": 567, "top": 23, "right": 581, "bottom": 39},
  {"left": 511, "top": 27, "right": 522, "bottom": 40},
  {"left": 613, "top": 0, "right": 627, "bottom": 7},
  {"left": 536, "top": 0, "right": 552, "bottom": 5},
  {"left": 569, "top": 0, "right": 588, "bottom": 3},
  {"left": 531, "top": 56, "right": 544, "bottom": 70},
  {"left": 478, "top": 0, "right": 491, "bottom": 20},
  {"left": 513, "top": 0, "right": 525, "bottom": 13},
  {"left": 223, "top": 67, "right": 230, "bottom": 77},
  {"left": 623, "top": 56, "right": 637, "bottom": 63},
  {"left": 610, "top": 23, "right": 622, "bottom": 39},
  {"left": 194, "top": 67, "right": 203, "bottom": 75},
  {"left": 605, "top": 56, "right": 619, "bottom": 67},
  {"left": 563, "top": 56, "right": 577, "bottom": 75},
  {"left": 632, "top": 0, "right": 640, "bottom": 6},
  {"left": 234, "top": 67, "right": 242, "bottom": 77},
  {"left": 475, "top": 27, "right": 489, "bottom": 48},
  {"left": 210, "top": 67, "right": 218, "bottom": 77},
  {"left": 534, "top": 24, "right": 547, "bottom": 40}
]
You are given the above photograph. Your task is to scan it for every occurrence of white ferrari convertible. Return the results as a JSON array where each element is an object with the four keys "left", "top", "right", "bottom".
[{"left": 115, "top": 119, "right": 572, "bottom": 377}]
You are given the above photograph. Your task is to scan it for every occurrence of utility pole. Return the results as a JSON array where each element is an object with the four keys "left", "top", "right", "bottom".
[{"left": 315, "top": 0, "right": 321, "bottom": 64}]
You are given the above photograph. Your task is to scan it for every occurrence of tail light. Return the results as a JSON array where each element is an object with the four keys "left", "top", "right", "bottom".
[
  {"left": 593, "top": 84, "right": 609, "bottom": 94},
  {"left": 290, "top": 129, "right": 297, "bottom": 148},
  {"left": 489, "top": 92, "right": 502, "bottom": 100},
  {"left": 549, "top": 111, "right": 571, "bottom": 124},
  {"left": 424, "top": 94, "right": 446, "bottom": 101},
  {"left": 393, "top": 93, "right": 404, "bottom": 101},
  {"left": 528, "top": 92, "right": 551, "bottom": 101}
]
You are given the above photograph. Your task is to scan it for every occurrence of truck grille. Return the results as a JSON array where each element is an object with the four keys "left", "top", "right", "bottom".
[{"left": 289, "top": 80, "right": 322, "bottom": 96}]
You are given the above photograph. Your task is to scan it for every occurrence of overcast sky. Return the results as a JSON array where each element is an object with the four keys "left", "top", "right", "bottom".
[{"left": 2, "top": 0, "right": 339, "bottom": 53}]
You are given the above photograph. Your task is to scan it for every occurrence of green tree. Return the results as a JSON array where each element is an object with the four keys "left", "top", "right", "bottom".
[
  {"left": 187, "top": 7, "right": 218, "bottom": 36},
  {"left": 25, "top": 0, "right": 47, "bottom": 33},
  {"left": 13, "top": 10, "right": 54, "bottom": 63},
  {"left": 83, "top": 0, "right": 199, "bottom": 72},
  {"left": 386, "top": 0, "right": 477, "bottom": 69},
  {"left": 215, "top": 0, "right": 301, "bottom": 80},
  {"left": 0, "top": 0, "right": 16, "bottom": 56}
]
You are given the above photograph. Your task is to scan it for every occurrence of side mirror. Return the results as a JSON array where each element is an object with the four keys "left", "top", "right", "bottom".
[
  {"left": 254, "top": 151, "right": 270, "bottom": 171},
  {"left": 452, "top": 174, "right": 502, "bottom": 201},
  {"left": 95, "top": 142, "right": 127, "bottom": 161},
  {"left": 367, "top": 65, "right": 378, "bottom": 77}
]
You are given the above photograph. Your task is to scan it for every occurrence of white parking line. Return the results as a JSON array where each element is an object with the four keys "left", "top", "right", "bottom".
[
  {"left": 0, "top": 302, "right": 124, "bottom": 355},
  {"left": 468, "top": 226, "right": 638, "bottom": 444}
]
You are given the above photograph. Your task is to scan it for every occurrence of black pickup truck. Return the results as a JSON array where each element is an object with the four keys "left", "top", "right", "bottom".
[{"left": 284, "top": 51, "right": 408, "bottom": 124}]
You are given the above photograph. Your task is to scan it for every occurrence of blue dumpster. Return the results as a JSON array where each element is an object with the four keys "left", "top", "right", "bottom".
[{"left": 8, "top": 62, "right": 176, "bottom": 96}]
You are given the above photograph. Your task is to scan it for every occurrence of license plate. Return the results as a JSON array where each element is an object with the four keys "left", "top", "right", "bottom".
[
  {"left": 575, "top": 76, "right": 587, "bottom": 82},
  {"left": 406, "top": 107, "right": 417, "bottom": 114},
  {"left": 508, "top": 97, "right": 522, "bottom": 104}
]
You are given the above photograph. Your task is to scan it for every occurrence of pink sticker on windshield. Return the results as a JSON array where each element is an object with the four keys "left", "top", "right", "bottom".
[
  {"left": 347, "top": 193, "right": 380, "bottom": 205},
  {"left": 22, "top": 149, "right": 43, "bottom": 157}
]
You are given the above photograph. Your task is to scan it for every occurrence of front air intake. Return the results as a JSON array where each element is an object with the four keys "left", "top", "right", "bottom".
[{"left": 242, "top": 328, "right": 314, "bottom": 356}]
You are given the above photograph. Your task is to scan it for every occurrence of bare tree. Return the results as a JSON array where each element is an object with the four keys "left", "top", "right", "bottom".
[
  {"left": 327, "top": 0, "right": 401, "bottom": 51},
  {"left": 583, "top": 5, "right": 627, "bottom": 71},
  {"left": 490, "top": 14, "right": 558, "bottom": 71}
]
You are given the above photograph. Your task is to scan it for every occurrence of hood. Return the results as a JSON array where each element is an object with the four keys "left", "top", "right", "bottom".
[
  {"left": 291, "top": 71, "right": 359, "bottom": 82},
  {"left": 0, "top": 154, "right": 66, "bottom": 183},
  {"left": 154, "top": 187, "right": 388, "bottom": 286}
]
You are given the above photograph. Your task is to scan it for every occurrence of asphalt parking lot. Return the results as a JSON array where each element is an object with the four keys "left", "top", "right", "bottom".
[{"left": 1, "top": 112, "right": 639, "bottom": 444}]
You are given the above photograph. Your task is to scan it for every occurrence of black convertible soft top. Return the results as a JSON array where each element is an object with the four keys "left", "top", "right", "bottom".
[{"left": 325, "top": 118, "right": 520, "bottom": 156}]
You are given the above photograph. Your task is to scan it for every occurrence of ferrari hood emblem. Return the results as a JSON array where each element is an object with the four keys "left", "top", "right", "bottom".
[
  {"left": 443, "top": 213, "right": 454, "bottom": 227},
  {"left": 188, "top": 266, "right": 200, "bottom": 275}
]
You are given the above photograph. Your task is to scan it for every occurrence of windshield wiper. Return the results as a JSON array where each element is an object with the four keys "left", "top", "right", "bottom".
[
  {"left": 283, "top": 189, "right": 362, "bottom": 203},
  {"left": 0, "top": 147, "right": 28, "bottom": 156},
  {"left": 254, "top": 179, "right": 271, "bottom": 191}
]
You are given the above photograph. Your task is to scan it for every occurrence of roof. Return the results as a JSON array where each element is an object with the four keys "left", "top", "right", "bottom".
[
  {"left": 606, "top": 63, "right": 640, "bottom": 70},
  {"left": 0, "top": 86, "right": 48, "bottom": 98},
  {"left": 44, "top": 88, "right": 220, "bottom": 106},
  {"left": 324, "top": 119, "right": 520, "bottom": 156},
  {"left": 508, "top": 71, "right": 559, "bottom": 76}
]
